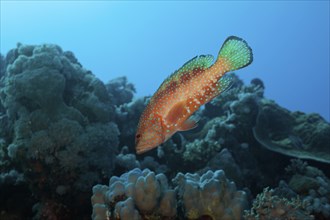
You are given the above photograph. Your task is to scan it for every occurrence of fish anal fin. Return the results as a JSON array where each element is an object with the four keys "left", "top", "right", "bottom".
[{"left": 179, "top": 117, "right": 198, "bottom": 131}]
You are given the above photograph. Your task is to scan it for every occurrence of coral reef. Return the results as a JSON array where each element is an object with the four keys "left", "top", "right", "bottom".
[
  {"left": 244, "top": 187, "right": 314, "bottom": 220},
  {"left": 179, "top": 75, "right": 264, "bottom": 169},
  {"left": 0, "top": 54, "right": 5, "bottom": 79},
  {"left": 198, "top": 148, "right": 244, "bottom": 187},
  {"left": 1, "top": 43, "right": 329, "bottom": 220},
  {"left": 0, "top": 43, "right": 119, "bottom": 218},
  {"left": 253, "top": 100, "right": 330, "bottom": 163},
  {"left": 183, "top": 137, "right": 222, "bottom": 163},
  {"left": 286, "top": 159, "right": 330, "bottom": 218},
  {"left": 106, "top": 76, "right": 136, "bottom": 106},
  {"left": 91, "top": 168, "right": 177, "bottom": 220},
  {"left": 0, "top": 169, "right": 24, "bottom": 185},
  {"left": 114, "top": 147, "right": 168, "bottom": 175},
  {"left": 92, "top": 168, "right": 247, "bottom": 220},
  {"left": 0, "top": 170, "right": 33, "bottom": 220},
  {"left": 169, "top": 76, "right": 286, "bottom": 193},
  {"left": 173, "top": 169, "right": 248, "bottom": 219},
  {"left": 114, "top": 97, "right": 148, "bottom": 151},
  {"left": 115, "top": 150, "right": 141, "bottom": 172},
  {"left": 257, "top": 159, "right": 330, "bottom": 219}
]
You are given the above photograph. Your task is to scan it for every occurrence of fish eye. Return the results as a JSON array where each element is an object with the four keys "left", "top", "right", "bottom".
[{"left": 136, "top": 134, "right": 141, "bottom": 139}]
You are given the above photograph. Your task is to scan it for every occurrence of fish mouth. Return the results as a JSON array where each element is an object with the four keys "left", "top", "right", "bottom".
[
  {"left": 136, "top": 147, "right": 152, "bottom": 154},
  {"left": 135, "top": 144, "right": 157, "bottom": 154}
]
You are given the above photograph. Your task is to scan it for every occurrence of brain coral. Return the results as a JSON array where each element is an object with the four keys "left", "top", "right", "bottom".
[{"left": 0, "top": 43, "right": 119, "bottom": 218}]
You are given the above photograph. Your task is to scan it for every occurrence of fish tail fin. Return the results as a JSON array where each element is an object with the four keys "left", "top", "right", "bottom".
[{"left": 217, "top": 36, "right": 253, "bottom": 71}]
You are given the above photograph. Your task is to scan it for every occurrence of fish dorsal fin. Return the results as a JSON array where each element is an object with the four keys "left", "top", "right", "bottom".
[
  {"left": 158, "top": 55, "right": 214, "bottom": 92},
  {"left": 179, "top": 117, "right": 199, "bottom": 131},
  {"left": 176, "top": 54, "right": 214, "bottom": 76}
]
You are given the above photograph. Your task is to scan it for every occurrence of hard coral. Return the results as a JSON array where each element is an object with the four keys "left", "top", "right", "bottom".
[
  {"left": 253, "top": 100, "right": 330, "bottom": 163},
  {"left": 106, "top": 76, "right": 136, "bottom": 106},
  {"left": 285, "top": 160, "right": 330, "bottom": 218},
  {"left": 0, "top": 43, "right": 120, "bottom": 219},
  {"left": 114, "top": 97, "right": 148, "bottom": 151},
  {"left": 244, "top": 187, "right": 314, "bottom": 220},
  {"left": 91, "top": 168, "right": 177, "bottom": 220},
  {"left": 0, "top": 54, "right": 5, "bottom": 79},
  {"left": 173, "top": 170, "right": 247, "bottom": 220},
  {"left": 92, "top": 168, "right": 247, "bottom": 220}
]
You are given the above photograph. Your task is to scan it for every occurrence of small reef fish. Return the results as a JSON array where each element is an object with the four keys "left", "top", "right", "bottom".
[{"left": 135, "top": 36, "right": 253, "bottom": 154}]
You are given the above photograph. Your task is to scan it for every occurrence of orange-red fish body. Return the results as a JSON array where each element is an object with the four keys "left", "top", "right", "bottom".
[{"left": 136, "top": 36, "right": 253, "bottom": 154}]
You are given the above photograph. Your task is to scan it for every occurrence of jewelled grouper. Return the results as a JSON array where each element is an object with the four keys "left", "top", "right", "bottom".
[{"left": 135, "top": 36, "right": 253, "bottom": 154}]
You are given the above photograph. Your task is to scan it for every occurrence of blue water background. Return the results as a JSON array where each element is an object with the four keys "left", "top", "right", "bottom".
[{"left": 1, "top": 1, "right": 329, "bottom": 121}]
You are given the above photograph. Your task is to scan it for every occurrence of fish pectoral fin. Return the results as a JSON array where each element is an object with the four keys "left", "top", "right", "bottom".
[
  {"left": 165, "top": 101, "right": 186, "bottom": 124},
  {"left": 179, "top": 117, "right": 199, "bottom": 131}
]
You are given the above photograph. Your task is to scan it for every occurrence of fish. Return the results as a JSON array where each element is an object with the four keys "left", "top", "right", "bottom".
[{"left": 135, "top": 36, "right": 253, "bottom": 154}]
